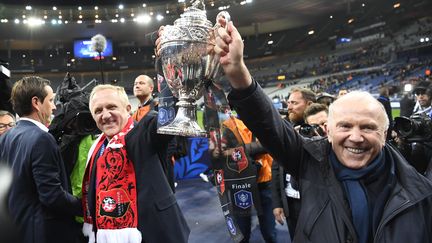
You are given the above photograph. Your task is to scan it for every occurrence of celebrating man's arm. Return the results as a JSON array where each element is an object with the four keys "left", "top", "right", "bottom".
[{"left": 214, "top": 19, "right": 304, "bottom": 175}]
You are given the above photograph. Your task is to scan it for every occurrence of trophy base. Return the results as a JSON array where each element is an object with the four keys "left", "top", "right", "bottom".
[
  {"left": 157, "top": 104, "right": 207, "bottom": 137},
  {"left": 158, "top": 120, "right": 207, "bottom": 137}
]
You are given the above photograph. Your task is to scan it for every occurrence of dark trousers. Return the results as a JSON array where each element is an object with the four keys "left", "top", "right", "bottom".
[{"left": 235, "top": 183, "right": 277, "bottom": 243}]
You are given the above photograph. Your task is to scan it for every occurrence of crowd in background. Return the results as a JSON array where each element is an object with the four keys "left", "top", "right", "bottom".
[{"left": 0, "top": 7, "right": 432, "bottom": 243}]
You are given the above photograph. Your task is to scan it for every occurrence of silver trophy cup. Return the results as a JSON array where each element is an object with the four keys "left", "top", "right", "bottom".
[{"left": 157, "top": 0, "right": 230, "bottom": 137}]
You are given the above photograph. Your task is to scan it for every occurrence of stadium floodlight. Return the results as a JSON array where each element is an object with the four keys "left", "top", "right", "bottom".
[
  {"left": 28, "top": 17, "right": 44, "bottom": 27},
  {"left": 156, "top": 14, "right": 164, "bottom": 21},
  {"left": 136, "top": 14, "right": 151, "bottom": 24},
  {"left": 404, "top": 84, "right": 412, "bottom": 92}
]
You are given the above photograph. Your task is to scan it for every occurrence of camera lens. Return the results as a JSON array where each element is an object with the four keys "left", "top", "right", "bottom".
[
  {"left": 394, "top": 114, "right": 432, "bottom": 142},
  {"left": 394, "top": 116, "right": 415, "bottom": 138},
  {"left": 299, "top": 124, "right": 315, "bottom": 137}
]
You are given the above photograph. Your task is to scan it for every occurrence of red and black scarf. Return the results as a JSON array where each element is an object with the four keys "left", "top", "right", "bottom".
[{"left": 82, "top": 117, "right": 141, "bottom": 243}]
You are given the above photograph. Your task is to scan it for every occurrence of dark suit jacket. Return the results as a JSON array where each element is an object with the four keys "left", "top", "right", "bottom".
[
  {"left": 0, "top": 120, "right": 82, "bottom": 243},
  {"left": 87, "top": 112, "right": 190, "bottom": 243}
]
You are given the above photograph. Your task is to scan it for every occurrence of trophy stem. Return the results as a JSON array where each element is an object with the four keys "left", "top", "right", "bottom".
[{"left": 157, "top": 98, "right": 207, "bottom": 137}]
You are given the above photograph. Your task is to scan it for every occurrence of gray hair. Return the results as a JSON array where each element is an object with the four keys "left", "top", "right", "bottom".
[
  {"left": 0, "top": 110, "right": 15, "bottom": 121},
  {"left": 89, "top": 84, "right": 130, "bottom": 113},
  {"left": 328, "top": 91, "right": 389, "bottom": 130}
]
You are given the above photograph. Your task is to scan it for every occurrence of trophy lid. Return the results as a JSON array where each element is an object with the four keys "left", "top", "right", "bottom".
[
  {"left": 173, "top": 0, "right": 213, "bottom": 28},
  {"left": 160, "top": 0, "right": 213, "bottom": 45}
]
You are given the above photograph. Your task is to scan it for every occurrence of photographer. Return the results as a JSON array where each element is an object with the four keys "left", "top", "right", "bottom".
[
  {"left": 392, "top": 83, "right": 432, "bottom": 175},
  {"left": 300, "top": 103, "right": 328, "bottom": 138},
  {"left": 49, "top": 74, "right": 100, "bottom": 243},
  {"left": 412, "top": 81, "right": 432, "bottom": 117},
  {"left": 271, "top": 89, "right": 315, "bottom": 238}
]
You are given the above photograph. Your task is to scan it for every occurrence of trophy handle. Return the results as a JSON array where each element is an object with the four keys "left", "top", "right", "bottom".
[{"left": 215, "top": 11, "right": 231, "bottom": 29}]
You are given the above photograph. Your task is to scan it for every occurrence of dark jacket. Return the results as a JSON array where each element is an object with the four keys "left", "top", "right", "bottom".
[
  {"left": 377, "top": 95, "right": 393, "bottom": 141},
  {"left": 229, "top": 82, "right": 432, "bottom": 243},
  {"left": 126, "top": 112, "right": 190, "bottom": 242},
  {"left": 0, "top": 120, "right": 82, "bottom": 243},
  {"left": 87, "top": 112, "right": 190, "bottom": 243},
  {"left": 399, "top": 94, "right": 415, "bottom": 117},
  {"left": 271, "top": 159, "right": 300, "bottom": 238}
]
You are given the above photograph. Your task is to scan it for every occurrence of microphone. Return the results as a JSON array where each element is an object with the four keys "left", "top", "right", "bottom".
[
  {"left": 91, "top": 34, "right": 107, "bottom": 84},
  {"left": 91, "top": 34, "right": 107, "bottom": 53}
]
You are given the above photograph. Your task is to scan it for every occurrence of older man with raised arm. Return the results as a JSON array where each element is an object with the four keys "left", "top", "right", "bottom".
[{"left": 213, "top": 18, "right": 432, "bottom": 243}]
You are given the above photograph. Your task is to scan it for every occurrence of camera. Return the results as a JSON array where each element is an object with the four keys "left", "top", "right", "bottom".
[
  {"left": 299, "top": 124, "right": 325, "bottom": 138},
  {"left": 393, "top": 113, "right": 432, "bottom": 142},
  {"left": 278, "top": 108, "right": 288, "bottom": 116}
]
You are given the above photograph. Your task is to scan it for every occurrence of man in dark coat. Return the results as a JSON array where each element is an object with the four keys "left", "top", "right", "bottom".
[
  {"left": 82, "top": 84, "right": 189, "bottom": 243},
  {"left": 213, "top": 19, "right": 432, "bottom": 243},
  {"left": 0, "top": 76, "right": 83, "bottom": 243},
  {"left": 377, "top": 86, "right": 393, "bottom": 141},
  {"left": 399, "top": 93, "right": 415, "bottom": 117}
]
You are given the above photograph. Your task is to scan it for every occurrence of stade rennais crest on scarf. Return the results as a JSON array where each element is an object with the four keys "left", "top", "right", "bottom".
[{"left": 82, "top": 117, "right": 141, "bottom": 243}]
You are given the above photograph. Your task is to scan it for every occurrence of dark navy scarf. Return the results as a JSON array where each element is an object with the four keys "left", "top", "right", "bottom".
[{"left": 330, "top": 150, "right": 385, "bottom": 243}]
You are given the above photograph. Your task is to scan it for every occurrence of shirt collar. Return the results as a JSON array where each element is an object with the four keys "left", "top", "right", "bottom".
[
  {"left": 19, "top": 117, "right": 49, "bottom": 132},
  {"left": 139, "top": 98, "right": 152, "bottom": 108}
]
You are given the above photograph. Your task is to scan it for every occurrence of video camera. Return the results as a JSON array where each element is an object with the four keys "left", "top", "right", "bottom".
[
  {"left": 394, "top": 113, "right": 432, "bottom": 142},
  {"left": 299, "top": 124, "right": 325, "bottom": 138}
]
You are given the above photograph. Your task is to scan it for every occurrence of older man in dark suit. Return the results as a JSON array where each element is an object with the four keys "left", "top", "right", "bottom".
[
  {"left": 82, "top": 84, "right": 189, "bottom": 243},
  {"left": 0, "top": 76, "right": 82, "bottom": 243}
]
